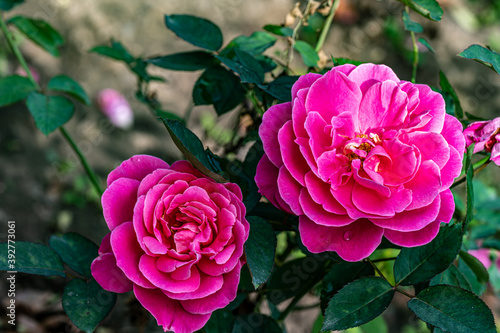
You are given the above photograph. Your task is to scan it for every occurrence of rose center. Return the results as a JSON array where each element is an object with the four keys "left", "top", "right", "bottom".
[{"left": 343, "top": 133, "right": 380, "bottom": 162}]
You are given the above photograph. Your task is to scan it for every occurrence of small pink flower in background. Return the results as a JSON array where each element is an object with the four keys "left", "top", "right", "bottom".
[
  {"left": 96, "top": 89, "right": 134, "bottom": 129},
  {"left": 15, "top": 65, "right": 40, "bottom": 83},
  {"left": 469, "top": 248, "right": 492, "bottom": 269},
  {"left": 255, "top": 63, "right": 465, "bottom": 262},
  {"left": 463, "top": 117, "right": 500, "bottom": 166},
  {"left": 91, "top": 155, "right": 249, "bottom": 333}
]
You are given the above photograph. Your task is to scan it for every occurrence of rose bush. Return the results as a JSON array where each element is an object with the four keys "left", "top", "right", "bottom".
[
  {"left": 91, "top": 155, "right": 249, "bottom": 333},
  {"left": 255, "top": 63, "right": 465, "bottom": 262},
  {"left": 463, "top": 117, "right": 500, "bottom": 166}
]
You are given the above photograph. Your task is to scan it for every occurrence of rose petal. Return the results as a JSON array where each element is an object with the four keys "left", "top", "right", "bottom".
[
  {"left": 134, "top": 285, "right": 210, "bottom": 333},
  {"left": 306, "top": 70, "right": 362, "bottom": 123},
  {"left": 102, "top": 178, "right": 139, "bottom": 231},
  {"left": 347, "top": 63, "right": 399, "bottom": 93},
  {"left": 299, "top": 216, "right": 384, "bottom": 262},
  {"left": 91, "top": 253, "right": 133, "bottom": 293},
  {"left": 255, "top": 155, "right": 293, "bottom": 214},
  {"left": 111, "top": 222, "right": 154, "bottom": 289},
  {"left": 384, "top": 220, "right": 441, "bottom": 247},
  {"left": 299, "top": 188, "right": 354, "bottom": 226},
  {"left": 107, "top": 155, "right": 169, "bottom": 186},
  {"left": 370, "top": 194, "right": 440, "bottom": 231},
  {"left": 260, "top": 102, "right": 292, "bottom": 167},
  {"left": 278, "top": 167, "right": 304, "bottom": 215},
  {"left": 279, "top": 120, "right": 310, "bottom": 186},
  {"left": 180, "top": 261, "right": 242, "bottom": 314}
]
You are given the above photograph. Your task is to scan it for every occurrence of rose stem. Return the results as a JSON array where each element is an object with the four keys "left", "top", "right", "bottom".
[
  {"left": 406, "top": 6, "right": 420, "bottom": 83},
  {"left": 450, "top": 158, "right": 491, "bottom": 189},
  {"left": 315, "top": 0, "right": 341, "bottom": 53},
  {"left": 0, "top": 12, "right": 103, "bottom": 196}
]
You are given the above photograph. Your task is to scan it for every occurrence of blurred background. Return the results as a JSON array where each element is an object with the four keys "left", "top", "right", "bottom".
[{"left": 1, "top": 0, "right": 500, "bottom": 332}]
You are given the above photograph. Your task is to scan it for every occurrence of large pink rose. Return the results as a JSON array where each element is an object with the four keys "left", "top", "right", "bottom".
[
  {"left": 91, "top": 155, "right": 249, "bottom": 333},
  {"left": 255, "top": 63, "right": 465, "bottom": 262}
]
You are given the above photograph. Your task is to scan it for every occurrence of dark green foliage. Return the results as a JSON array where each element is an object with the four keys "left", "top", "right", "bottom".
[
  {"left": 322, "top": 277, "right": 395, "bottom": 331},
  {"left": 408, "top": 285, "right": 496, "bottom": 333},
  {"left": 9, "top": 16, "right": 64, "bottom": 56},
  {"left": 26, "top": 92, "right": 75, "bottom": 135},
  {"left": 0, "top": 75, "right": 37, "bottom": 107},
  {"left": 164, "top": 14, "right": 223, "bottom": 51},
  {"left": 0, "top": 241, "right": 65, "bottom": 277},
  {"left": 62, "top": 279, "right": 116, "bottom": 333},
  {"left": 394, "top": 224, "right": 462, "bottom": 286},
  {"left": 245, "top": 216, "right": 277, "bottom": 288}
]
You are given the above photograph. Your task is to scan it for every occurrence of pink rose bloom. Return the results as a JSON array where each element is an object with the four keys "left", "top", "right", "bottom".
[
  {"left": 91, "top": 155, "right": 249, "bottom": 333},
  {"left": 463, "top": 117, "right": 500, "bottom": 166},
  {"left": 255, "top": 63, "right": 465, "bottom": 262},
  {"left": 97, "top": 88, "right": 134, "bottom": 129}
]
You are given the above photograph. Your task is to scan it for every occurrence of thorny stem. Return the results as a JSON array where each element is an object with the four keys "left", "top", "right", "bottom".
[
  {"left": 406, "top": 7, "right": 419, "bottom": 83},
  {"left": 0, "top": 12, "right": 104, "bottom": 196},
  {"left": 315, "top": 0, "right": 341, "bottom": 52},
  {"left": 285, "top": 0, "right": 314, "bottom": 71},
  {"left": 366, "top": 258, "right": 389, "bottom": 282},
  {"left": 450, "top": 158, "right": 491, "bottom": 189},
  {"left": 370, "top": 256, "right": 398, "bottom": 263},
  {"left": 59, "top": 127, "right": 103, "bottom": 196},
  {"left": 395, "top": 287, "right": 415, "bottom": 299}
]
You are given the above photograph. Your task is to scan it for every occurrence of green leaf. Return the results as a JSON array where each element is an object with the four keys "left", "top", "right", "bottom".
[
  {"left": 418, "top": 37, "right": 435, "bottom": 53},
  {"left": 48, "top": 233, "right": 98, "bottom": 279},
  {"left": 205, "top": 309, "right": 235, "bottom": 333},
  {"left": 164, "top": 14, "right": 223, "bottom": 51},
  {"left": 458, "top": 256, "right": 487, "bottom": 295},
  {"left": 463, "top": 144, "right": 475, "bottom": 230},
  {"left": 332, "top": 58, "right": 364, "bottom": 66},
  {"left": 430, "top": 264, "right": 473, "bottom": 291},
  {"left": 26, "top": 92, "right": 75, "bottom": 135},
  {"left": 459, "top": 44, "right": 500, "bottom": 75},
  {"left": 255, "top": 55, "right": 277, "bottom": 72},
  {"left": 224, "top": 31, "right": 277, "bottom": 55},
  {"left": 48, "top": 75, "right": 90, "bottom": 105},
  {"left": 9, "top": 16, "right": 64, "bottom": 56},
  {"left": 263, "top": 24, "right": 293, "bottom": 37},
  {"left": 459, "top": 250, "right": 489, "bottom": 284},
  {"left": 394, "top": 224, "right": 462, "bottom": 286},
  {"left": 322, "top": 277, "right": 395, "bottom": 331},
  {"left": 62, "top": 278, "right": 116, "bottom": 333},
  {"left": 0, "top": 75, "right": 37, "bottom": 107},
  {"left": 232, "top": 314, "right": 281, "bottom": 333},
  {"left": 439, "top": 71, "right": 463, "bottom": 119},
  {"left": 244, "top": 217, "right": 277, "bottom": 288},
  {"left": 161, "top": 119, "right": 225, "bottom": 182},
  {"left": 192, "top": 65, "right": 245, "bottom": 115},
  {"left": 258, "top": 75, "right": 300, "bottom": 102},
  {"left": 0, "top": 241, "right": 65, "bottom": 277},
  {"left": 402, "top": 11, "right": 423, "bottom": 33},
  {"left": 398, "top": 0, "right": 443, "bottom": 21},
  {"left": 146, "top": 51, "right": 216, "bottom": 71},
  {"left": 321, "top": 261, "right": 374, "bottom": 313},
  {"left": 89, "top": 40, "right": 134, "bottom": 63},
  {"left": 0, "top": 0, "right": 23, "bottom": 11},
  {"left": 155, "top": 109, "right": 184, "bottom": 123},
  {"left": 216, "top": 49, "right": 264, "bottom": 84},
  {"left": 408, "top": 285, "right": 496, "bottom": 333},
  {"left": 293, "top": 40, "right": 319, "bottom": 67}
]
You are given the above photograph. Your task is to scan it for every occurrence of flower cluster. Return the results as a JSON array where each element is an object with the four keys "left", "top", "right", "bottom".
[
  {"left": 91, "top": 155, "right": 249, "bottom": 333},
  {"left": 255, "top": 63, "right": 465, "bottom": 261},
  {"left": 463, "top": 117, "right": 500, "bottom": 166}
]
